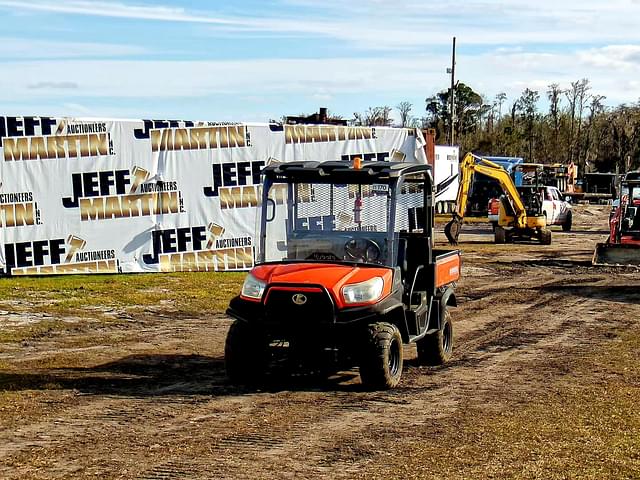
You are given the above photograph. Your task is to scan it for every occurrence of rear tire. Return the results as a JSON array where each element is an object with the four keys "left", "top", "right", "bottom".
[
  {"left": 495, "top": 226, "right": 506, "bottom": 244},
  {"left": 417, "top": 309, "right": 453, "bottom": 366},
  {"left": 539, "top": 228, "right": 552, "bottom": 245},
  {"left": 562, "top": 211, "right": 572, "bottom": 232},
  {"left": 225, "top": 320, "right": 267, "bottom": 384},
  {"left": 359, "top": 323, "right": 403, "bottom": 390}
]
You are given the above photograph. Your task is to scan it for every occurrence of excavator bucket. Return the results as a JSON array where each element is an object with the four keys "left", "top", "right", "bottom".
[
  {"left": 593, "top": 242, "right": 640, "bottom": 266},
  {"left": 444, "top": 216, "right": 462, "bottom": 245}
]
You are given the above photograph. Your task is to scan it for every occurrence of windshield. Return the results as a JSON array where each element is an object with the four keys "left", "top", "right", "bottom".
[
  {"left": 258, "top": 177, "right": 427, "bottom": 267},
  {"left": 621, "top": 186, "right": 640, "bottom": 201},
  {"left": 260, "top": 182, "right": 392, "bottom": 265}
]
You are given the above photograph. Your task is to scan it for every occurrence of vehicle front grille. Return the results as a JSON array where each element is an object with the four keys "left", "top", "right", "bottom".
[{"left": 263, "top": 286, "right": 334, "bottom": 329}]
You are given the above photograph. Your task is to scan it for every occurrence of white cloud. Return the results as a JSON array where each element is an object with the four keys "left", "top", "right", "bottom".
[
  {"left": 0, "top": 1, "right": 238, "bottom": 25},
  {"left": 463, "top": 46, "right": 640, "bottom": 105},
  {"left": 1, "top": 43, "right": 639, "bottom": 108},
  {"left": 28, "top": 81, "right": 79, "bottom": 90},
  {"left": 2, "top": 0, "right": 640, "bottom": 51},
  {"left": 61, "top": 102, "right": 93, "bottom": 114},
  {"left": 0, "top": 58, "right": 439, "bottom": 99},
  {"left": 2, "top": 0, "right": 640, "bottom": 118},
  {"left": 577, "top": 45, "right": 640, "bottom": 71},
  {"left": 0, "top": 37, "right": 148, "bottom": 59}
]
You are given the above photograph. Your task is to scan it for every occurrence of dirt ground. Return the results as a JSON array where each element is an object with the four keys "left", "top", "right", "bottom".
[{"left": 1, "top": 205, "right": 639, "bottom": 479}]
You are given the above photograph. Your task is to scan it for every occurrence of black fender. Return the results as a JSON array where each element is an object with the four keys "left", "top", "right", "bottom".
[
  {"left": 226, "top": 296, "right": 262, "bottom": 324},
  {"left": 337, "top": 291, "right": 409, "bottom": 342},
  {"left": 384, "top": 304, "right": 410, "bottom": 343},
  {"left": 441, "top": 287, "right": 457, "bottom": 308},
  {"left": 379, "top": 287, "right": 409, "bottom": 342},
  {"left": 429, "top": 286, "right": 456, "bottom": 331}
]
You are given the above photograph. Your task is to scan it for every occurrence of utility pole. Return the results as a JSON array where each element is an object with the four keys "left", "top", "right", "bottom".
[{"left": 449, "top": 37, "right": 456, "bottom": 145}]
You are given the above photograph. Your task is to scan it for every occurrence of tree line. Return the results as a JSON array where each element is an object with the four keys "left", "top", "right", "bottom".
[{"left": 351, "top": 79, "right": 640, "bottom": 174}]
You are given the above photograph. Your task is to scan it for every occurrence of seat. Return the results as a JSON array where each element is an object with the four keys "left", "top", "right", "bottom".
[
  {"left": 399, "top": 233, "right": 429, "bottom": 303},
  {"left": 627, "top": 207, "right": 640, "bottom": 231}
]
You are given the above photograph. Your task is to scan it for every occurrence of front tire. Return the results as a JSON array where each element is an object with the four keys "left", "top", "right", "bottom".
[
  {"left": 495, "top": 226, "right": 506, "bottom": 244},
  {"left": 359, "top": 323, "right": 403, "bottom": 390},
  {"left": 539, "top": 228, "right": 552, "bottom": 245},
  {"left": 417, "top": 309, "right": 453, "bottom": 366},
  {"left": 562, "top": 211, "right": 572, "bottom": 231},
  {"left": 225, "top": 320, "right": 267, "bottom": 384}
]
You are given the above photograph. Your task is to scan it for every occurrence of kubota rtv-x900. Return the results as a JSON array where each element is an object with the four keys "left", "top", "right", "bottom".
[{"left": 225, "top": 161, "right": 461, "bottom": 389}]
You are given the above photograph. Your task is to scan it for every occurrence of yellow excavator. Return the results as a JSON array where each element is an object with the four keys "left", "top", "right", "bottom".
[{"left": 444, "top": 153, "right": 551, "bottom": 245}]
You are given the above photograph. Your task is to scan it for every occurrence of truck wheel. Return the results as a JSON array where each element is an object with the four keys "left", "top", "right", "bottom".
[
  {"left": 224, "top": 320, "right": 267, "bottom": 384},
  {"left": 562, "top": 211, "right": 572, "bottom": 232},
  {"left": 417, "top": 309, "right": 453, "bottom": 366},
  {"left": 359, "top": 323, "right": 403, "bottom": 390},
  {"left": 495, "top": 226, "right": 506, "bottom": 244},
  {"left": 505, "top": 230, "right": 514, "bottom": 243},
  {"left": 539, "top": 228, "right": 552, "bottom": 245}
]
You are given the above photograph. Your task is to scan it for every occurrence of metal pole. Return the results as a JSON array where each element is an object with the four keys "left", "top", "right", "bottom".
[{"left": 450, "top": 37, "right": 456, "bottom": 146}]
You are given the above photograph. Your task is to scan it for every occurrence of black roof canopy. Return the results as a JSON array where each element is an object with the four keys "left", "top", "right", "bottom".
[{"left": 262, "top": 161, "right": 433, "bottom": 185}]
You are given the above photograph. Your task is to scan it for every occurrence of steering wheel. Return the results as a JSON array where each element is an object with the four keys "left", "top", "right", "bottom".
[{"left": 344, "top": 238, "right": 381, "bottom": 263}]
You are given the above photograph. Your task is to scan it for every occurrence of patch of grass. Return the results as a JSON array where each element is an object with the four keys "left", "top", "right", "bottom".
[
  {"left": 0, "top": 319, "right": 71, "bottom": 343},
  {"left": 375, "top": 328, "right": 640, "bottom": 480},
  {"left": 0, "top": 271, "right": 245, "bottom": 318}
]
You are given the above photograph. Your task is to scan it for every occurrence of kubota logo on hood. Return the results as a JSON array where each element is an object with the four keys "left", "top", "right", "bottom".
[{"left": 291, "top": 294, "right": 307, "bottom": 305}]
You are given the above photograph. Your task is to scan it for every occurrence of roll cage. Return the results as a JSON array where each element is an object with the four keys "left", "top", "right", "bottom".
[{"left": 258, "top": 161, "right": 435, "bottom": 268}]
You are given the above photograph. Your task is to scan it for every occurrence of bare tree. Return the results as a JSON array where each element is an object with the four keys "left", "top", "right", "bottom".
[
  {"left": 547, "top": 83, "right": 562, "bottom": 156},
  {"left": 353, "top": 106, "right": 393, "bottom": 127},
  {"left": 574, "top": 79, "right": 591, "bottom": 167},
  {"left": 396, "top": 101, "right": 413, "bottom": 128},
  {"left": 565, "top": 78, "right": 590, "bottom": 166},
  {"left": 518, "top": 88, "right": 540, "bottom": 161},
  {"left": 565, "top": 82, "right": 579, "bottom": 163},
  {"left": 343, "top": 77, "right": 640, "bottom": 175},
  {"left": 495, "top": 92, "right": 507, "bottom": 119},
  {"left": 583, "top": 94, "right": 607, "bottom": 170}
]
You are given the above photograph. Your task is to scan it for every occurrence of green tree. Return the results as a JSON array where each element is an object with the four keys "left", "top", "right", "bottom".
[{"left": 425, "top": 82, "right": 486, "bottom": 148}]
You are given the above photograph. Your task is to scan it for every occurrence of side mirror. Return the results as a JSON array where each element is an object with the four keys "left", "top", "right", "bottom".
[
  {"left": 265, "top": 198, "right": 276, "bottom": 222},
  {"left": 564, "top": 196, "right": 571, "bottom": 203}
]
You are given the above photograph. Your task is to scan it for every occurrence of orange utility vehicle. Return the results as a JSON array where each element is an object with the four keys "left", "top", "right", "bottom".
[{"left": 225, "top": 160, "right": 461, "bottom": 389}]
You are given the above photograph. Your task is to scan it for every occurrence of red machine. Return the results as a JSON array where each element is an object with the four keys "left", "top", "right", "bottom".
[{"left": 593, "top": 176, "right": 640, "bottom": 265}]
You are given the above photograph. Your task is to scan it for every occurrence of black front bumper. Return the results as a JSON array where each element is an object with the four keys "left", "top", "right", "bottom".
[{"left": 226, "top": 283, "right": 399, "bottom": 339}]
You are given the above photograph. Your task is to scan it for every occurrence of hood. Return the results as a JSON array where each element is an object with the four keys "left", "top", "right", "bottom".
[{"left": 250, "top": 262, "right": 393, "bottom": 307}]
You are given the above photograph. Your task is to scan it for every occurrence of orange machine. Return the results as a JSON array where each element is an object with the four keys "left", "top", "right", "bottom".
[{"left": 225, "top": 160, "right": 461, "bottom": 390}]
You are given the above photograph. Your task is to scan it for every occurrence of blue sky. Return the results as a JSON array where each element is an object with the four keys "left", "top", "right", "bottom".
[{"left": 1, "top": 0, "right": 640, "bottom": 123}]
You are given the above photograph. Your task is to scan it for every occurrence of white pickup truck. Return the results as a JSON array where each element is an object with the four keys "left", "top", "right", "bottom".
[
  {"left": 541, "top": 186, "right": 572, "bottom": 231},
  {"left": 488, "top": 186, "right": 572, "bottom": 231}
]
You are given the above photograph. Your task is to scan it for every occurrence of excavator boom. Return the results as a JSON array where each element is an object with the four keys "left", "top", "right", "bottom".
[{"left": 444, "top": 153, "right": 549, "bottom": 245}]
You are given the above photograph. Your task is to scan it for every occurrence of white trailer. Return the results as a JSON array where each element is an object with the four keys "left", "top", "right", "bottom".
[{"left": 433, "top": 145, "right": 460, "bottom": 214}]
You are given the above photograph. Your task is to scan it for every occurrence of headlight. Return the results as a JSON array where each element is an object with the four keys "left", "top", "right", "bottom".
[
  {"left": 342, "top": 277, "right": 384, "bottom": 304},
  {"left": 241, "top": 273, "right": 266, "bottom": 300}
]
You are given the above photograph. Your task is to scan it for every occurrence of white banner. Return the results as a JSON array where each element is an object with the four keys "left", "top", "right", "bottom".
[{"left": 0, "top": 116, "right": 427, "bottom": 275}]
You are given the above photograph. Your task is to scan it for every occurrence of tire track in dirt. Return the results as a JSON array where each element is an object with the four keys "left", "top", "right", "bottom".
[
  {"left": 2, "top": 278, "right": 632, "bottom": 479},
  {"left": 2, "top": 206, "right": 639, "bottom": 479},
  {"left": 132, "top": 276, "right": 636, "bottom": 479}
]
